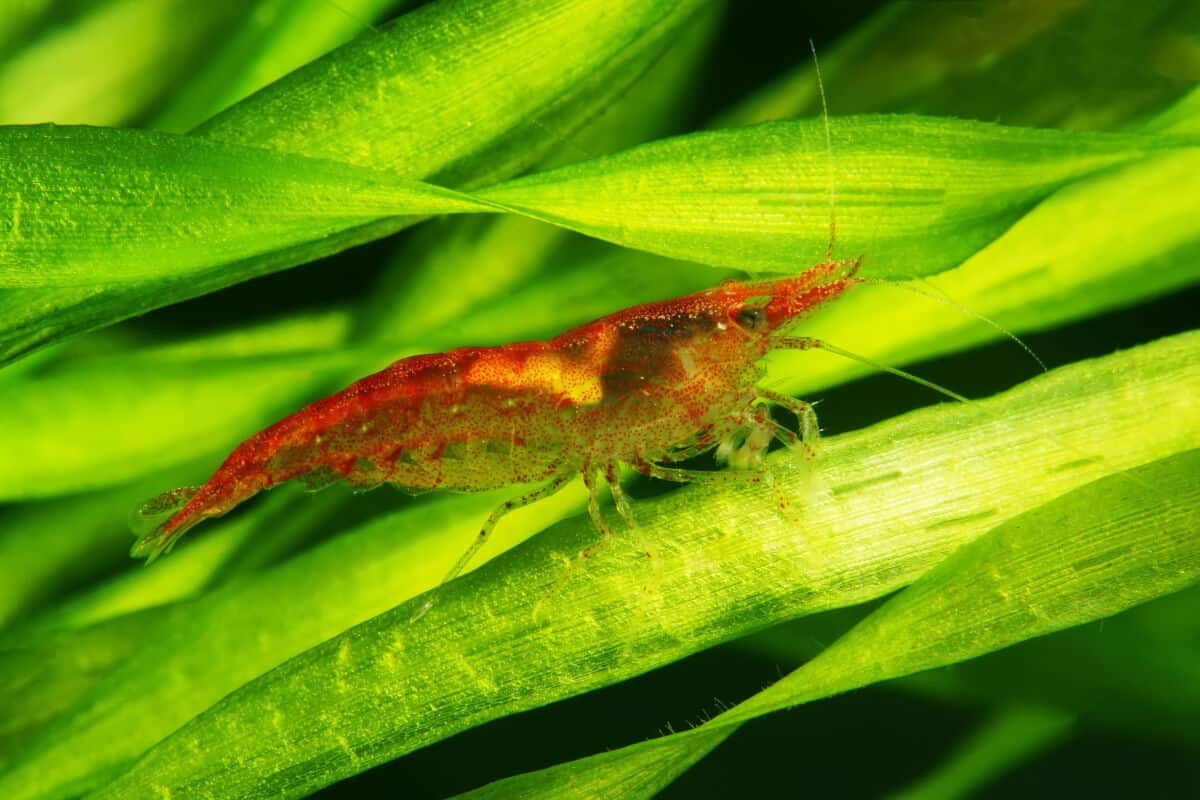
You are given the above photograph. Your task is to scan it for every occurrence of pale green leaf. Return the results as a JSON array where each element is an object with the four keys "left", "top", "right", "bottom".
[
  {"left": 54, "top": 332, "right": 1198, "bottom": 800},
  {"left": 0, "top": 0, "right": 706, "bottom": 363},
  {"left": 0, "top": 485, "right": 588, "bottom": 799},
  {"left": 735, "top": 0, "right": 1199, "bottom": 130},
  {"left": 456, "top": 447, "right": 1200, "bottom": 799},
  {"left": 475, "top": 117, "right": 1188, "bottom": 276},
  {"left": 151, "top": 0, "right": 403, "bottom": 134},
  {"left": 0, "top": 0, "right": 244, "bottom": 126},
  {"left": 0, "top": 125, "right": 479, "bottom": 288},
  {"left": 890, "top": 706, "right": 1075, "bottom": 800}
]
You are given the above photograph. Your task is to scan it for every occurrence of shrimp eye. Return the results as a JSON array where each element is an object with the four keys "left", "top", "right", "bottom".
[{"left": 735, "top": 306, "right": 766, "bottom": 331}]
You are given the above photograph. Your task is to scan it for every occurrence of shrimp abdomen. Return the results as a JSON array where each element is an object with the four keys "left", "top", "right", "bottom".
[{"left": 131, "top": 346, "right": 573, "bottom": 559}]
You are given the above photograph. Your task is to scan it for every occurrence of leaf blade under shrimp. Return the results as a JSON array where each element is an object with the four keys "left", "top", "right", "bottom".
[
  {"left": 11, "top": 331, "right": 1193, "bottom": 800},
  {"left": 449, "top": 448, "right": 1200, "bottom": 800},
  {"left": 0, "top": 348, "right": 363, "bottom": 501}
]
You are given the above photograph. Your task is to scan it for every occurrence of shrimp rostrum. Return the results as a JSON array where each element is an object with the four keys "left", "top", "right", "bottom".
[{"left": 133, "top": 257, "right": 861, "bottom": 592}]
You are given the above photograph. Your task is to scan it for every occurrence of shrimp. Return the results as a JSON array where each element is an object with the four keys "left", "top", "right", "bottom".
[
  {"left": 132, "top": 39, "right": 867, "bottom": 600},
  {"left": 134, "top": 43, "right": 939, "bottom": 618},
  {"left": 131, "top": 259, "right": 862, "bottom": 584}
]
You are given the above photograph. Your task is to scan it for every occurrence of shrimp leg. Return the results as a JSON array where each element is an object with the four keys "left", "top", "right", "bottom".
[
  {"left": 412, "top": 471, "right": 574, "bottom": 621},
  {"left": 744, "top": 404, "right": 803, "bottom": 451},
  {"left": 757, "top": 388, "right": 820, "bottom": 455},
  {"left": 534, "top": 462, "right": 632, "bottom": 617},
  {"left": 605, "top": 463, "right": 636, "bottom": 529},
  {"left": 632, "top": 460, "right": 767, "bottom": 486},
  {"left": 582, "top": 466, "right": 617, "bottom": 538}
]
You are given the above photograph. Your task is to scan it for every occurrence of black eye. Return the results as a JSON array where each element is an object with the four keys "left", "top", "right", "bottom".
[{"left": 735, "top": 307, "right": 766, "bottom": 330}]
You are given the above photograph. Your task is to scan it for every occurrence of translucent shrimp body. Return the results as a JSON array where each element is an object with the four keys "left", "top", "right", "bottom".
[{"left": 133, "top": 258, "right": 860, "bottom": 586}]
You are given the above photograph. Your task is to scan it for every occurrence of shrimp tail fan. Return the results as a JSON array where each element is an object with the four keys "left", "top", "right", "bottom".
[{"left": 129, "top": 486, "right": 202, "bottom": 562}]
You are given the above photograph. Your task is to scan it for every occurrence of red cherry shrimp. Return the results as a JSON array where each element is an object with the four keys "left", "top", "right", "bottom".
[
  {"left": 131, "top": 257, "right": 862, "bottom": 571},
  {"left": 131, "top": 41, "right": 1039, "bottom": 620}
]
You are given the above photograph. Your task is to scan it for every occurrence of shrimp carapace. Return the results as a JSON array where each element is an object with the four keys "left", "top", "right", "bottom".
[{"left": 131, "top": 259, "right": 862, "bottom": 567}]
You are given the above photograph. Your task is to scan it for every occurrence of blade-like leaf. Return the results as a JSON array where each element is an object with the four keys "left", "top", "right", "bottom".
[
  {"left": 20, "top": 488, "right": 340, "bottom": 635},
  {"left": 476, "top": 117, "right": 1190, "bottom": 276},
  {"left": 0, "top": 0, "right": 705, "bottom": 364},
  {"left": 0, "top": 484, "right": 588, "bottom": 799},
  {"left": 151, "top": 0, "right": 403, "bottom": 133},
  {"left": 918, "top": 585, "right": 1200, "bottom": 750},
  {"left": 889, "top": 706, "right": 1076, "bottom": 800},
  {"left": 0, "top": 125, "right": 479, "bottom": 288},
  {"left": 0, "top": 472, "right": 193, "bottom": 629},
  {"left": 0, "top": 0, "right": 244, "bottom": 126},
  {"left": 455, "top": 447, "right": 1200, "bottom": 799},
  {"left": 1, "top": 117, "right": 1189, "bottom": 303},
  {"left": 735, "top": 0, "right": 1199, "bottom": 130},
  {"left": 48, "top": 331, "right": 1197, "bottom": 800},
  {"left": 0, "top": 607, "right": 178, "bottom": 769}
]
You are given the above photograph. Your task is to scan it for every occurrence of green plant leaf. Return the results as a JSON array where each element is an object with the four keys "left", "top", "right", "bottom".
[
  {"left": 7, "top": 117, "right": 1178, "bottom": 289},
  {"left": 19, "top": 488, "right": 337, "bottom": 635},
  {"left": 2, "top": 117, "right": 1189, "bottom": 321},
  {"left": 0, "top": 607, "right": 178, "bottom": 769},
  {"left": 0, "top": 474, "right": 193, "bottom": 629},
  {"left": 453, "top": 447, "right": 1200, "bottom": 799},
  {"left": 150, "top": 0, "right": 403, "bottom": 134},
  {"left": 475, "top": 117, "right": 1191, "bottom": 277},
  {"left": 735, "top": 0, "right": 1198, "bottom": 130},
  {"left": 914, "top": 585, "right": 1200, "bottom": 750},
  {"left": 23, "top": 331, "right": 1189, "bottom": 800},
  {"left": 0, "top": 0, "right": 705, "bottom": 364},
  {"left": 0, "top": 125, "right": 480, "bottom": 288},
  {"left": 743, "top": 556, "right": 1200, "bottom": 752},
  {"left": 0, "top": 0, "right": 245, "bottom": 126},
  {"left": 889, "top": 705, "right": 1076, "bottom": 800},
  {"left": 0, "top": 484, "right": 588, "bottom": 799}
]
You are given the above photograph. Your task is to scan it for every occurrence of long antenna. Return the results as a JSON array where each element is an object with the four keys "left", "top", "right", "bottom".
[
  {"left": 785, "top": 336, "right": 1166, "bottom": 500},
  {"left": 805, "top": 40, "right": 1046, "bottom": 379},
  {"left": 857, "top": 276, "right": 1049, "bottom": 374},
  {"left": 809, "top": 39, "right": 836, "bottom": 263}
]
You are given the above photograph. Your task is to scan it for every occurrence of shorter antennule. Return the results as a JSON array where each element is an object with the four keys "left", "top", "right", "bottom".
[{"left": 856, "top": 277, "right": 1048, "bottom": 374}]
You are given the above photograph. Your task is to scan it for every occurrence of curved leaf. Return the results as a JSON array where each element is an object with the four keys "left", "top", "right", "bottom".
[
  {"left": 1, "top": 117, "right": 1190, "bottom": 294},
  {"left": 0, "top": 0, "right": 706, "bottom": 363},
  {"left": 151, "top": 0, "right": 403, "bottom": 133},
  {"left": 0, "top": 125, "right": 477, "bottom": 288},
  {"left": 456, "top": 447, "right": 1200, "bottom": 799},
  {"left": 41, "top": 331, "right": 1196, "bottom": 800}
]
